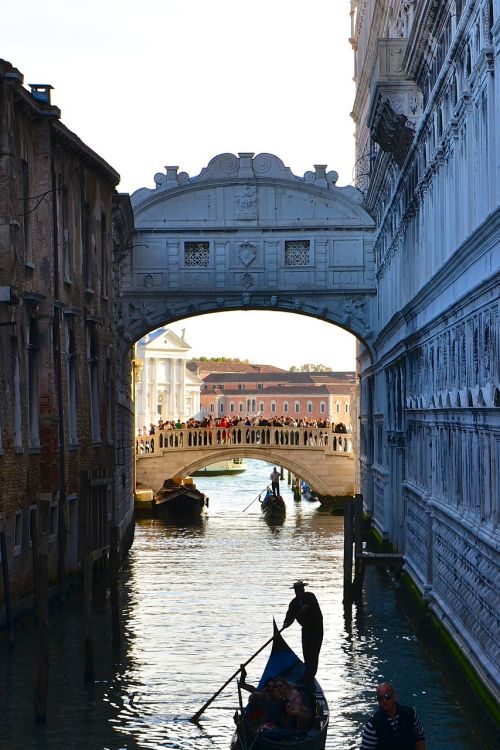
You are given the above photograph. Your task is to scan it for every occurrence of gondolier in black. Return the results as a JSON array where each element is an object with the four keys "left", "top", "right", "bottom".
[{"left": 282, "top": 580, "right": 323, "bottom": 689}]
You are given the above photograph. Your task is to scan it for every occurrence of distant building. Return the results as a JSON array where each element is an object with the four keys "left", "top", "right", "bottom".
[
  {"left": 135, "top": 328, "right": 203, "bottom": 429},
  {"left": 199, "top": 370, "right": 355, "bottom": 423}
]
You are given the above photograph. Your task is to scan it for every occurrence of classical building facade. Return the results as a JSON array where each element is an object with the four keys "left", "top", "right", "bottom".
[
  {"left": 0, "top": 60, "right": 135, "bottom": 618},
  {"left": 351, "top": 1, "right": 499, "bottom": 701},
  {"left": 199, "top": 370, "right": 354, "bottom": 423},
  {"left": 134, "top": 327, "right": 203, "bottom": 428}
]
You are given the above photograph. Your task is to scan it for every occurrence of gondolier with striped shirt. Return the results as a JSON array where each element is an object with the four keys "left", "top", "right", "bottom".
[
  {"left": 360, "top": 682, "right": 426, "bottom": 749},
  {"left": 282, "top": 580, "right": 323, "bottom": 689}
]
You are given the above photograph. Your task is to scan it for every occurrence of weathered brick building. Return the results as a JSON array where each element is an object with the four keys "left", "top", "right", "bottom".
[{"left": 0, "top": 60, "right": 135, "bottom": 620}]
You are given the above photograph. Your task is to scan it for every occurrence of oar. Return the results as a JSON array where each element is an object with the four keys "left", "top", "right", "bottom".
[
  {"left": 241, "top": 485, "right": 270, "bottom": 513},
  {"left": 189, "top": 625, "right": 285, "bottom": 723}
]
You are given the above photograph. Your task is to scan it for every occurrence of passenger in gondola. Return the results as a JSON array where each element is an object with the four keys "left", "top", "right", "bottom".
[{"left": 282, "top": 580, "right": 323, "bottom": 690}]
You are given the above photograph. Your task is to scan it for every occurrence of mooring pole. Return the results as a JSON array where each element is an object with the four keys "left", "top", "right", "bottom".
[
  {"left": 0, "top": 530, "right": 14, "bottom": 649},
  {"left": 343, "top": 498, "right": 354, "bottom": 605},
  {"left": 109, "top": 525, "right": 121, "bottom": 657},
  {"left": 352, "top": 493, "right": 365, "bottom": 599},
  {"left": 34, "top": 529, "right": 49, "bottom": 722},
  {"left": 81, "top": 470, "right": 94, "bottom": 683}
]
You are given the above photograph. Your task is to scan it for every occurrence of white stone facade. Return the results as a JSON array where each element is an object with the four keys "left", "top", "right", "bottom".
[
  {"left": 135, "top": 328, "right": 202, "bottom": 429},
  {"left": 351, "top": 0, "right": 499, "bottom": 701}
]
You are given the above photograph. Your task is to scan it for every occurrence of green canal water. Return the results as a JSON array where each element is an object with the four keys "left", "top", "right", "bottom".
[{"left": 0, "top": 459, "right": 497, "bottom": 749}]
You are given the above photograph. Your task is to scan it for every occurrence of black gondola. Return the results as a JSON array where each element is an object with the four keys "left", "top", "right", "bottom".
[
  {"left": 261, "top": 489, "right": 286, "bottom": 522},
  {"left": 231, "top": 624, "right": 329, "bottom": 750}
]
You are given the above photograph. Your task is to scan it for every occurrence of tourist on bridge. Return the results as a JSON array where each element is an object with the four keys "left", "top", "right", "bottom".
[
  {"left": 282, "top": 580, "right": 323, "bottom": 689},
  {"left": 270, "top": 467, "right": 280, "bottom": 496},
  {"left": 360, "top": 681, "right": 426, "bottom": 750}
]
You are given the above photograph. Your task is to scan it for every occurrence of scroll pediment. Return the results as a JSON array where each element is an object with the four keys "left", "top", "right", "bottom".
[{"left": 131, "top": 153, "right": 373, "bottom": 230}]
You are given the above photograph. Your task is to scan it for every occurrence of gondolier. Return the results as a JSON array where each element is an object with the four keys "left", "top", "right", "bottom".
[{"left": 282, "top": 580, "right": 323, "bottom": 689}]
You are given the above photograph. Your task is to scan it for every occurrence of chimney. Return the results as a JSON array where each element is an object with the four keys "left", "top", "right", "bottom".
[{"left": 28, "top": 84, "right": 53, "bottom": 105}]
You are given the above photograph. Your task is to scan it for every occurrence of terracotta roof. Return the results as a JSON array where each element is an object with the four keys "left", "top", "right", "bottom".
[
  {"left": 188, "top": 361, "right": 287, "bottom": 375},
  {"left": 202, "top": 371, "right": 355, "bottom": 384}
]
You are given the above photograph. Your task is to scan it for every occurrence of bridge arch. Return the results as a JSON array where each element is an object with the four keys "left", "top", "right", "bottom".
[{"left": 117, "top": 152, "right": 378, "bottom": 361}]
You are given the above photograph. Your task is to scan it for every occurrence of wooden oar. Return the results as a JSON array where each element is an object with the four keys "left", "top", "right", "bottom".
[
  {"left": 241, "top": 485, "right": 270, "bottom": 513},
  {"left": 189, "top": 625, "right": 285, "bottom": 723}
]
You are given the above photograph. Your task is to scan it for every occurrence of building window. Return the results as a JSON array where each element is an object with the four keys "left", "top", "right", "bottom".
[
  {"left": 239, "top": 403, "right": 243, "bottom": 413},
  {"left": 259, "top": 402, "right": 264, "bottom": 413},
  {"left": 184, "top": 241, "right": 209, "bottom": 267},
  {"left": 294, "top": 401, "right": 300, "bottom": 413},
  {"left": 271, "top": 402, "right": 276, "bottom": 413},
  {"left": 307, "top": 401, "right": 313, "bottom": 413},
  {"left": 210, "top": 403, "right": 214, "bottom": 413},
  {"left": 238, "top": 384, "right": 245, "bottom": 390},
  {"left": 82, "top": 201, "right": 91, "bottom": 289},
  {"left": 14, "top": 511, "right": 22, "bottom": 554},
  {"left": 28, "top": 318, "right": 40, "bottom": 448},
  {"left": 21, "top": 159, "right": 32, "bottom": 264},
  {"left": 219, "top": 403, "right": 224, "bottom": 413},
  {"left": 320, "top": 401, "right": 326, "bottom": 413},
  {"left": 284, "top": 401, "right": 289, "bottom": 413},
  {"left": 87, "top": 324, "right": 101, "bottom": 443},
  {"left": 257, "top": 384, "right": 264, "bottom": 390},
  {"left": 230, "top": 402, "right": 235, "bottom": 413},
  {"left": 62, "top": 186, "right": 71, "bottom": 281},
  {"left": 285, "top": 240, "right": 310, "bottom": 266},
  {"left": 13, "top": 345, "right": 22, "bottom": 449},
  {"left": 66, "top": 319, "right": 78, "bottom": 445},
  {"left": 336, "top": 401, "right": 340, "bottom": 413},
  {"left": 101, "top": 212, "right": 108, "bottom": 298},
  {"left": 345, "top": 403, "right": 349, "bottom": 413}
]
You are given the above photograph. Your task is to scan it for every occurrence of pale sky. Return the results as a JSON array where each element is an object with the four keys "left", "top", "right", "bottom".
[{"left": 3, "top": 0, "right": 358, "bottom": 370}]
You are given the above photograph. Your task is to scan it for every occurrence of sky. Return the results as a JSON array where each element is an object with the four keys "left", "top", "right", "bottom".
[{"left": 2, "top": 0, "right": 358, "bottom": 371}]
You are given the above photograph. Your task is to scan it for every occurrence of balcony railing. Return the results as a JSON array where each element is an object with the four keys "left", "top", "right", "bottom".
[{"left": 136, "top": 426, "right": 353, "bottom": 456}]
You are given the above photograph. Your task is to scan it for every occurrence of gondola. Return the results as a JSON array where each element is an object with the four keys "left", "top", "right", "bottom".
[
  {"left": 261, "top": 489, "right": 286, "bottom": 522},
  {"left": 153, "top": 479, "right": 208, "bottom": 519},
  {"left": 231, "top": 623, "right": 329, "bottom": 750}
]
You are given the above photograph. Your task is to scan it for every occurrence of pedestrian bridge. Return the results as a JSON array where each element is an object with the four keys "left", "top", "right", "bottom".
[{"left": 135, "top": 426, "right": 354, "bottom": 496}]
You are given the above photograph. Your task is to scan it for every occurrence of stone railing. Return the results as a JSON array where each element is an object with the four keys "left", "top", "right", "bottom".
[{"left": 136, "top": 426, "right": 352, "bottom": 456}]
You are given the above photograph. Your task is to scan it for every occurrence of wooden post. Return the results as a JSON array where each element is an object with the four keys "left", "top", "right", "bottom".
[
  {"left": 280, "top": 466, "right": 284, "bottom": 480},
  {"left": 81, "top": 471, "right": 94, "bottom": 683},
  {"left": 287, "top": 470, "right": 291, "bottom": 486},
  {"left": 343, "top": 499, "right": 354, "bottom": 605},
  {"left": 0, "top": 530, "right": 14, "bottom": 649},
  {"left": 293, "top": 477, "right": 302, "bottom": 501},
  {"left": 34, "top": 530, "right": 49, "bottom": 722},
  {"left": 109, "top": 525, "right": 121, "bottom": 657}
]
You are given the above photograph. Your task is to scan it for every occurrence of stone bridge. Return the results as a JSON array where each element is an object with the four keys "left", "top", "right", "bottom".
[
  {"left": 116, "top": 152, "right": 376, "bottom": 358},
  {"left": 135, "top": 426, "right": 354, "bottom": 496}
]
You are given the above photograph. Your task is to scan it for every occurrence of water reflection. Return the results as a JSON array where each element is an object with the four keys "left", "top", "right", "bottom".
[{"left": 0, "top": 459, "right": 495, "bottom": 749}]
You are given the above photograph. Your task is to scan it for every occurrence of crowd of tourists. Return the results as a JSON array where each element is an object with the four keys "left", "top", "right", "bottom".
[
  {"left": 137, "top": 415, "right": 349, "bottom": 437},
  {"left": 136, "top": 416, "right": 350, "bottom": 454}
]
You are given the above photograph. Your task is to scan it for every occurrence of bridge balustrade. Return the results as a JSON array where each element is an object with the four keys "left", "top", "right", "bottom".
[{"left": 135, "top": 426, "right": 352, "bottom": 456}]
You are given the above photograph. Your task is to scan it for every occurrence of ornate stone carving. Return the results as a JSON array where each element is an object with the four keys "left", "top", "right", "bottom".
[
  {"left": 238, "top": 241, "right": 257, "bottom": 266},
  {"left": 371, "top": 97, "right": 415, "bottom": 166},
  {"left": 235, "top": 187, "right": 257, "bottom": 219}
]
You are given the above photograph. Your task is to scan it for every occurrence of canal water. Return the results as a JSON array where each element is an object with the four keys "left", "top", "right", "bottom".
[{"left": 0, "top": 459, "right": 496, "bottom": 749}]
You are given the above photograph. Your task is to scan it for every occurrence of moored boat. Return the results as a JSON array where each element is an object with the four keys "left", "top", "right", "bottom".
[
  {"left": 193, "top": 458, "right": 247, "bottom": 476},
  {"left": 261, "top": 489, "right": 286, "bottom": 522},
  {"left": 153, "top": 478, "right": 208, "bottom": 519},
  {"left": 231, "top": 624, "right": 329, "bottom": 750}
]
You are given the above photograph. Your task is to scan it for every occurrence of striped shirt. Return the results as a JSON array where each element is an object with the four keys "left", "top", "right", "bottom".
[{"left": 360, "top": 706, "right": 425, "bottom": 749}]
